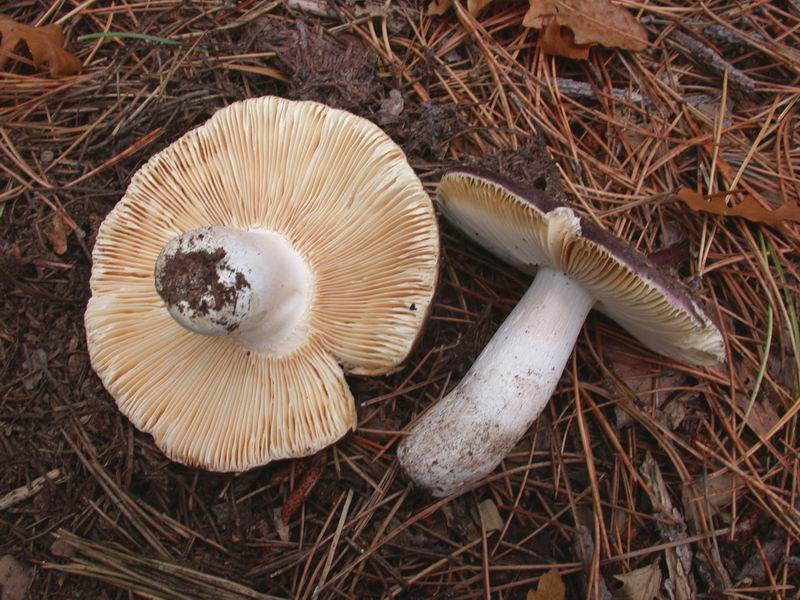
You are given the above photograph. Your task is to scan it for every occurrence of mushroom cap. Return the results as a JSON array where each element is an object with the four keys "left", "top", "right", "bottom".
[
  {"left": 437, "top": 168, "right": 724, "bottom": 366},
  {"left": 85, "top": 96, "right": 439, "bottom": 471}
]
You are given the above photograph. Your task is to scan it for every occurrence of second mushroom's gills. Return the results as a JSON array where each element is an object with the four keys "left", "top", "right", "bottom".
[
  {"left": 85, "top": 97, "right": 439, "bottom": 472},
  {"left": 397, "top": 267, "right": 594, "bottom": 497},
  {"left": 154, "top": 226, "right": 313, "bottom": 356}
]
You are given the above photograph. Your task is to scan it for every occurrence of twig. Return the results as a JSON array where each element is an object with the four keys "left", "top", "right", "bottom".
[
  {"left": 670, "top": 30, "right": 757, "bottom": 94},
  {"left": 0, "top": 469, "right": 64, "bottom": 510}
]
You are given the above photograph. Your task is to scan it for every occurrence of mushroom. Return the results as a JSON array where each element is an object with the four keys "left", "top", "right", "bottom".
[
  {"left": 85, "top": 96, "right": 439, "bottom": 472},
  {"left": 397, "top": 168, "right": 724, "bottom": 497}
]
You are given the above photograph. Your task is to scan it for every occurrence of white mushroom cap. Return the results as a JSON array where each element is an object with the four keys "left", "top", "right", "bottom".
[{"left": 85, "top": 97, "right": 439, "bottom": 472}]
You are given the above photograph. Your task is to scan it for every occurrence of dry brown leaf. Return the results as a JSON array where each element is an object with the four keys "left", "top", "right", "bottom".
[
  {"left": 477, "top": 498, "right": 504, "bottom": 532},
  {"left": 523, "top": 0, "right": 648, "bottom": 56},
  {"left": 0, "top": 16, "right": 81, "bottom": 76},
  {"left": 527, "top": 568, "right": 566, "bottom": 600},
  {"left": 676, "top": 188, "right": 800, "bottom": 225},
  {"left": 428, "top": 0, "right": 646, "bottom": 59},
  {"left": 46, "top": 213, "right": 68, "bottom": 255},
  {"left": 682, "top": 470, "right": 742, "bottom": 533},
  {"left": 539, "top": 21, "right": 590, "bottom": 59},
  {"left": 604, "top": 342, "right": 687, "bottom": 430},
  {"left": 734, "top": 392, "right": 779, "bottom": 437},
  {"left": 613, "top": 563, "right": 662, "bottom": 600}
]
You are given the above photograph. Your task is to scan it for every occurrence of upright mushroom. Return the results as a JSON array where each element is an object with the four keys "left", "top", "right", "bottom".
[
  {"left": 397, "top": 168, "right": 724, "bottom": 497},
  {"left": 86, "top": 96, "right": 439, "bottom": 472}
]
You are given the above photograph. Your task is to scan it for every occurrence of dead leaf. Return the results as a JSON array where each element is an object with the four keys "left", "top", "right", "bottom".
[
  {"left": 0, "top": 16, "right": 81, "bottom": 76},
  {"left": 428, "top": 0, "right": 647, "bottom": 58},
  {"left": 682, "top": 470, "right": 742, "bottom": 533},
  {"left": 613, "top": 563, "right": 662, "bottom": 600},
  {"left": 523, "top": 0, "right": 648, "bottom": 56},
  {"left": 46, "top": 213, "right": 68, "bottom": 255},
  {"left": 477, "top": 498, "right": 504, "bottom": 532},
  {"left": 377, "top": 89, "right": 405, "bottom": 125},
  {"left": 676, "top": 188, "right": 800, "bottom": 225},
  {"left": 735, "top": 392, "right": 779, "bottom": 437},
  {"left": 527, "top": 568, "right": 565, "bottom": 600},
  {"left": 0, "top": 555, "right": 32, "bottom": 600},
  {"left": 604, "top": 342, "right": 687, "bottom": 429},
  {"left": 539, "top": 22, "right": 591, "bottom": 59},
  {"left": 272, "top": 507, "right": 290, "bottom": 542}
]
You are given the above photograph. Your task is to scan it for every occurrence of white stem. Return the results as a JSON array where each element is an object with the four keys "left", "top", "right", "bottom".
[
  {"left": 397, "top": 267, "right": 595, "bottom": 497},
  {"left": 154, "top": 226, "right": 313, "bottom": 355}
]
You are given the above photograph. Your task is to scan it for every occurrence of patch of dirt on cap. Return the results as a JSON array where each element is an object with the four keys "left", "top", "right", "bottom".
[{"left": 155, "top": 246, "right": 250, "bottom": 324}]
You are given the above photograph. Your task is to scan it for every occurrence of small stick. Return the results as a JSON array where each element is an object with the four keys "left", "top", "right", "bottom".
[
  {"left": 670, "top": 30, "right": 757, "bottom": 94},
  {"left": 553, "top": 78, "right": 648, "bottom": 106},
  {"left": 0, "top": 469, "right": 64, "bottom": 510}
]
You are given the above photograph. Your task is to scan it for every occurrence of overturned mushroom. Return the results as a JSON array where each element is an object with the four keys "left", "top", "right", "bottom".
[
  {"left": 85, "top": 97, "right": 439, "bottom": 472},
  {"left": 397, "top": 168, "right": 724, "bottom": 497}
]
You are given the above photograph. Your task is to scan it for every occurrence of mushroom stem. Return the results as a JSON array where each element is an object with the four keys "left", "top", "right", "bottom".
[
  {"left": 397, "top": 267, "right": 595, "bottom": 497},
  {"left": 154, "top": 226, "right": 313, "bottom": 355}
]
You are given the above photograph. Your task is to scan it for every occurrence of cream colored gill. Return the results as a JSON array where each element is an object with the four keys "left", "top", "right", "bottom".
[
  {"left": 86, "top": 96, "right": 439, "bottom": 471},
  {"left": 86, "top": 294, "right": 356, "bottom": 471},
  {"left": 90, "top": 97, "right": 438, "bottom": 374}
]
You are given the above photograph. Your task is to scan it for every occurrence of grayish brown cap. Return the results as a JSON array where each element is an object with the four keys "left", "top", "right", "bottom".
[
  {"left": 85, "top": 97, "right": 440, "bottom": 472},
  {"left": 437, "top": 167, "right": 724, "bottom": 366}
]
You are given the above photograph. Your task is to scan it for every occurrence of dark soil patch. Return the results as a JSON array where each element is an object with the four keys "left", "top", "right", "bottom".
[{"left": 155, "top": 234, "right": 251, "bottom": 329}]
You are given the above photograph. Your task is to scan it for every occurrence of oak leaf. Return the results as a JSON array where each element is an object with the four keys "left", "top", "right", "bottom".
[
  {"left": 428, "top": 0, "right": 647, "bottom": 58},
  {"left": 523, "top": 0, "right": 648, "bottom": 56},
  {"left": 0, "top": 16, "right": 81, "bottom": 76},
  {"left": 676, "top": 188, "right": 800, "bottom": 225},
  {"left": 539, "top": 21, "right": 590, "bottom": 59}
]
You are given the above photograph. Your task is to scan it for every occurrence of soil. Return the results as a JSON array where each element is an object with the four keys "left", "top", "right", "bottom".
[{"left": 155, "top": 238, "right": 251, "bottom": 329}]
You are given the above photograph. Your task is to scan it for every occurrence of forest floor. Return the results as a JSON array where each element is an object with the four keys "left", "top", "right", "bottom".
[{"left": 1, "top": 0, "right": 799, "bottom": 598}]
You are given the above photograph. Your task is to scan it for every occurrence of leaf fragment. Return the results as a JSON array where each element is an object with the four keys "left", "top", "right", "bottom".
[
  {"left": 523, "top": 0, "right": 648, "bottom": 56},
  {"left": 676, "top": 188, "right": 800, "bottom": 225},
  {"left": 527, "top": 568, "right": 566, "bottom": 600},
  {"left": 427, "top": 0, "right": 647, "bottom": 58},
  {"left": 613, "top": 563, "right": 662, "bottom": 600},
  {"left": 0, "top": 16, "right": 81, "bottom": 76},
  {"left": 46, "top": 212, "right": 68, "bottom": 255},
  {"left": 539, "top": 22, "right": 591, "bottom": 59},
  {"left": 477, "top": 498, "right": 504, "bottom": 532}
]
